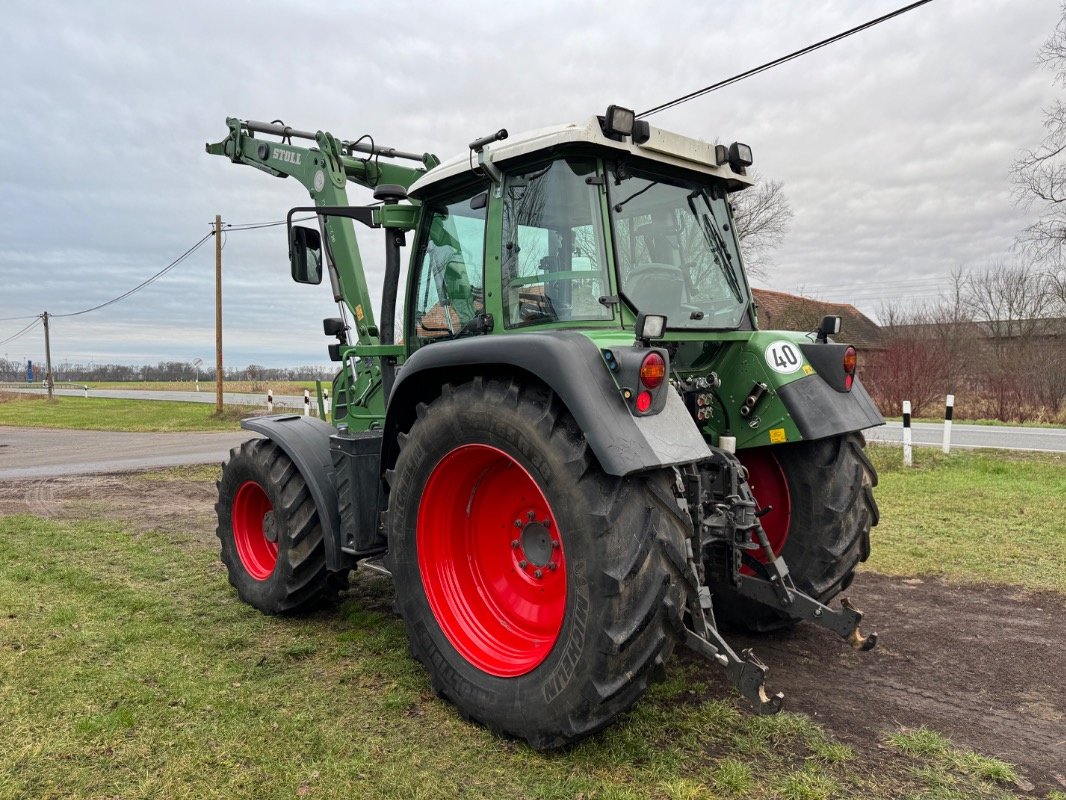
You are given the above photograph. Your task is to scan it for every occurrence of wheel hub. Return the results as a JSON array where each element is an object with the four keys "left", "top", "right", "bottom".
[
  {"left": 518, "top": 520, "right": 554, "bottom": 568},
  {"left": 263, "top": 511, "right": 278, "bottom": 543}
]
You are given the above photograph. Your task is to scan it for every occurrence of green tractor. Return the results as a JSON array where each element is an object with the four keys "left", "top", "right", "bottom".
[{"left": 206, "top": 106, "right": 882, "bottom": 748}]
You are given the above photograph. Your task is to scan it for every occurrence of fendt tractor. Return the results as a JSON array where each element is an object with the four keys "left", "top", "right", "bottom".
[{"left": 205, "top": 106, "right": 883, "bottom": 747}]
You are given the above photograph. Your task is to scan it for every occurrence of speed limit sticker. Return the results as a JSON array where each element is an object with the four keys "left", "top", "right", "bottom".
[{"left": 764, "top": 340, "right": 804, "bottom": 374}]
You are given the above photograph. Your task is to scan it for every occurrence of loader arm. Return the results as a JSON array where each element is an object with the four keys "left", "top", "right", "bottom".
[{"left": 205, "top": 117, "right": 438, "bottom": 345}]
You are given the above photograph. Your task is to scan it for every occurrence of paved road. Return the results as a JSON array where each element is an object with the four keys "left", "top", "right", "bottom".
[
  {"left": 0, "top": 427, "right": 258, "bottom": 480},
  {"left": 8, "top": 386, "right": 308, "bottom": 410},
  {"left": 865, "top": 420, "right": 1066, "bottom": 454}
]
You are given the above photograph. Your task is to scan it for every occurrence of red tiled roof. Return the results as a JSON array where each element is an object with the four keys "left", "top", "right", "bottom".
[{"left": 751, "top": 288, "right": 885, "bottom": 351}]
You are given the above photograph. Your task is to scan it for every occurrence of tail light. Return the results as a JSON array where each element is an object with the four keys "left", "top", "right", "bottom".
[
  {"left": 843, "top": 346, "right": 857, "bottom": 391},
  {"left": 640, "top": 352, "right": 665, "bottom": 389}
]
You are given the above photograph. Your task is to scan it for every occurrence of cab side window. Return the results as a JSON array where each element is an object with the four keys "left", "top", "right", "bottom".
[
  {"left": 411, "top": 192, "right": 487, "bottom": 347},
  {"left": 501, "top": 159, "right": 612, "bottom": 327}
]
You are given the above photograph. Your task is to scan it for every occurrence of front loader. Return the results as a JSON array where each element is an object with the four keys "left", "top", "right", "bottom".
[{"left": 205, "top": 107, "right": 883, "bottom": 747}]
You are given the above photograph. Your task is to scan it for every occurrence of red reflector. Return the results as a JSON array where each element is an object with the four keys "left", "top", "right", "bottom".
[
  {"left": 640, "top": 352, "right": 666, "bottom": 389},
  {"left": 843, "top": 346, "right": 857, "bottom": 375},
  {"left": 635, "top": 390, "right": 653, "bottom": 413},
  {"left": 845, "top": 373, "right": 854, "bottom": 391}
]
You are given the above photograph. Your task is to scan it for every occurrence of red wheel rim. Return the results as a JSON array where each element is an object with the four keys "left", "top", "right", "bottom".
[
  {"left": 232, "top": 480, "right": 277, "bottom": 580},
  {"left": 417, "top": 444, "right": 566, "bottom": 677},
  {"left": 736, "top": 448, "right": 791, "bottom": 573}
]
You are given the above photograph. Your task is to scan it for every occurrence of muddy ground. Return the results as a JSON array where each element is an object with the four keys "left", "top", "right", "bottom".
[{"left": 2, "top": 471, "right": 1064, "bottom": 794}]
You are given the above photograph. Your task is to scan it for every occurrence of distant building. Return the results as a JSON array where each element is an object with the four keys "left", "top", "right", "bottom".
[{"left": 751, "top": 288, "right": 884, "bottom": 352}]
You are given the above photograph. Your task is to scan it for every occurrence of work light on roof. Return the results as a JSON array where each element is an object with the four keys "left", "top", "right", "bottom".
[{"left": 602, "top": 105, "right": 636, "bottom": 138}]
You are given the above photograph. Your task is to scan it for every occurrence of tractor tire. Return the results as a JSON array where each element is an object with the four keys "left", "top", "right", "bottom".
[
  {"left": 711, "top": 432, "right": 879, "bottom": 632},
  {"left": 385, "top": 377, "right": 690, "bottom": 749},
  {"left": 215, "top": 438, "right": 336, "bottom": 614}
]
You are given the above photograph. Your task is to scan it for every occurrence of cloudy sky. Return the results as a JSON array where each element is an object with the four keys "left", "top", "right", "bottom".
[{"left": 0, "top": 0, "right": 1059, "bottom": 369}]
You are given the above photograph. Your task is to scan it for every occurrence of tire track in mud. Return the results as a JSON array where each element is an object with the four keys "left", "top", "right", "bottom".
[{"left": 22, "top": 479, "right": 56, "bottom": 517}]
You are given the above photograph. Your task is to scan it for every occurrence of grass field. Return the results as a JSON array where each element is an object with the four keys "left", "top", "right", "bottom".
[
  {"left": 867, "top": 446, "right": 1066, "bottom": 593},
  {"left": 0, "top": 393, "right": 254, "bottom": 432},
  {"left": 3, "top": 450, "right": 1063, "bottom": 798},
  {"left": 83, "top": 380, "right": 320, "bottom": 394}
]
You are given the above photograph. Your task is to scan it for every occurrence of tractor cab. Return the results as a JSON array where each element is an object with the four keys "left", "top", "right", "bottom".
[{"left": 403, "top": 110, "right": 758, "bottom": 352}]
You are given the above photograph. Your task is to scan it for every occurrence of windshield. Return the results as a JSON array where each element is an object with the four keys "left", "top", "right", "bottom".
[{"left": 609, "top": 170, "right": 750, "bottom": 329}]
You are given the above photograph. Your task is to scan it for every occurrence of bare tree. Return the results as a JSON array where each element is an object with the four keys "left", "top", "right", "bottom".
[
  {"left": 731, "top": 172, "right": 794, "bottom": 279},
  {"left": 1013, "top": 4, "right": 1066, "bottom": 264},
  {"left": 963, "top": 261, "right": 1056, "bottom": 339}
]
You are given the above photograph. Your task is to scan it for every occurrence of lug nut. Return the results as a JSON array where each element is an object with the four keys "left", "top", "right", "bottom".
[
  {"left": 547, "top": 562, "right": 557, "bottom": 571},
  {"left": 519, "top": 560, "right": 528, "bottom": 569},
  {"left": 511, "top": 539, "right": 520, "bottom": 548},
  {"left": 551, "top": 541, "right": 560, "bottom": 549},
  {"left": 533, "top": 569, "right": 543, "bottom": 579},
  {"left": 541, "top": 519, "right": 551, "bottom": 528},
  {"left": 514, "top": 519, "right": 522, "bottom": 528},
  {"left": 527, "top": 510, "right": 536, "bottom": 521}
]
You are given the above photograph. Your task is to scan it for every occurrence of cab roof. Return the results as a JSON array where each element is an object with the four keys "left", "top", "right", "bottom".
[{"left": 407, "top": 115, "right": 755, "bottom": 200}]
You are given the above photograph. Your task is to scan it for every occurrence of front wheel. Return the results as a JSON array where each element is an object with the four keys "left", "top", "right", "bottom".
[
  {"left": 710, "top": 432, "right": 879, "bottom": 632},
  {"left": 386, "top": 378, "right": 690, "bottom": 748},
  {"left": 215, "top": 438, "right": 336, "bottom": 614}
]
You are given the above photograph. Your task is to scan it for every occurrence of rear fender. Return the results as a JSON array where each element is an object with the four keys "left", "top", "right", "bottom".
[
  {"left": 239, "top": 415, "right": 353, "bottom": 571},
  {"left": 382, "top": 331, "right": 711, "bottom": 478}
]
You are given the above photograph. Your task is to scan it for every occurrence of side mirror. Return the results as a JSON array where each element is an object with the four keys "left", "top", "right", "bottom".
[{"left": 290, "top": 226, "right": 323, "bottom": 285}]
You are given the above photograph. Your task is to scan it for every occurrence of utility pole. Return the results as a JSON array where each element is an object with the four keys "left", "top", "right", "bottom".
[
  {"left": 215, "top": 215, "right": 224, "bottom": 415},
  {"left": 42, "top": 311, "right": 54, "bottom": 402}
]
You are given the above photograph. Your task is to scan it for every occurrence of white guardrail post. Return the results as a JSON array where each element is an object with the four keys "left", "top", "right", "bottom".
[
  {"left": 323, "top": 388, "right": 331, "bottom": 419},
  {"left": 902, "top": 400, "right": 913, "bottom": 467},
  {"left": 304, "top": 389, "right": 310, "bottom": 416},
  {"left": 267, "top": 390, "right": 274, "bottom": 413},
  {"left": 942, "top": 394, "right": 954, "bottom": 454}
]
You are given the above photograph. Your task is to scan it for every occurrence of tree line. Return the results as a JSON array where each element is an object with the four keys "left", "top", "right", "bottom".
[
  {"left": 0, "top": 359, "right": 333, "bottom": 385},
  {"left": 864, "top": 264, "right": 1066, "bottom": 422}
]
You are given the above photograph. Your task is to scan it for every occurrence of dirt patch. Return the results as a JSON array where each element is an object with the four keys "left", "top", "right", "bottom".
[
  {"left": 690, "top": 572, "right": 1066, "bottom": 794},
  {"left": 0, "top": 471, "right": 218, "bottom": 538},
  {"left": 2, "top": 470, "right": 1064, "bottom": 792}
]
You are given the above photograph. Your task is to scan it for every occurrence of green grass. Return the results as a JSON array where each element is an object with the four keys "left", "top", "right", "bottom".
[
  {"left": 85, "top": 379, "right": 318, "bottom": 394},
  {"left": 885, "top": 727, "right": 1019, "bottom": 793},
  {"left": 1, "top": 502, "right": 1033, "bottom": 800},
  {"left": 0, "top": 394, "right": 255, "bottom": 432},
  {"left": 3, "top": 449, "right": 1063, "bottom": 798},
  {"left": 867, "top": 446, "right": 1066, "bottom": 593}
]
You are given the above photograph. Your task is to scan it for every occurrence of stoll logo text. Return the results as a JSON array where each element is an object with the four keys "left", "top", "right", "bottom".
[{"left": 273, "top": 148, "right": 302, "bottom": 166}]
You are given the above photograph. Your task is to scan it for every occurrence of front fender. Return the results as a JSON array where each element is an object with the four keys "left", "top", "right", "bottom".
[
  {"left": 240, "top": 414, "right": 351, "bottom": 570},
  {"left": 383, "top": 331, "right": 711, "bottom": 477}
]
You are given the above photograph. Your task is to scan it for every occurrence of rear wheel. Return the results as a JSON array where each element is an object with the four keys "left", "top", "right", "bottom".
[
  {"left": 386, "top": 377, "right": 690, "bottom": 748},
  {"left": 216, "top": 438, "right": 336, "bottom": 614},
  {"left": 710, "top": 432, "right": 879, "bottom": 632}
]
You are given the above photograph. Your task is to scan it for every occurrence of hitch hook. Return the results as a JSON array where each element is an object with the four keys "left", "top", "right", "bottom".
[{"left": 840, "top": 597, "right": 878, "bottom": 651}]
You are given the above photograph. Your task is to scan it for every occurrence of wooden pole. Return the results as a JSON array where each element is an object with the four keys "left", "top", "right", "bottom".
[
  {"left": 42, "top": 311, "right": 54, "bottom": 402},
  {"left": 215, "top": 215, "right": 224, "bottom": 415}
]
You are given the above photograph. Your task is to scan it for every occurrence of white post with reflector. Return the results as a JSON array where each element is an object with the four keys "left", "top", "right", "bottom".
[
  {"left": 267, "top": 390, "right": 273, "bottom": 413},
  {"left": 902, "top": 400, "right": 913, "bottom": 467},
  {"left": 304, "top": 389, "right": 311, "bottom": 417},
  {"left": 942, "top": 394, "right": 954, "bottom": 454},
  {"left": 323, "top": 388, "right": 331, "bottom": 419}
]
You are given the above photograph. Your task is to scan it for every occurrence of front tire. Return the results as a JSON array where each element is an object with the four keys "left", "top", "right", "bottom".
[
  {"left": 386, "top": 378, "right": 690, "bottom": 748},
  {"left": 711, "top": 432, "right": 879, "bottom": 632},
  {"left": 215, "top": 438, "right": 335, "bottom": 614}
]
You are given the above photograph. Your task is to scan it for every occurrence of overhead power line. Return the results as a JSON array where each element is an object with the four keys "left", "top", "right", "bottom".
[
  {"left": 51, "top": 232, "right": 213, "bottom": 319},
  {"left": 637, "top": 0, "right": 935, "bottom": 118},
  {"left": 221, "top": 214, "right": 316, "bottom": 232},
  {"left": 0, "top": 316, "right": 42, "bottom": 347}
]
